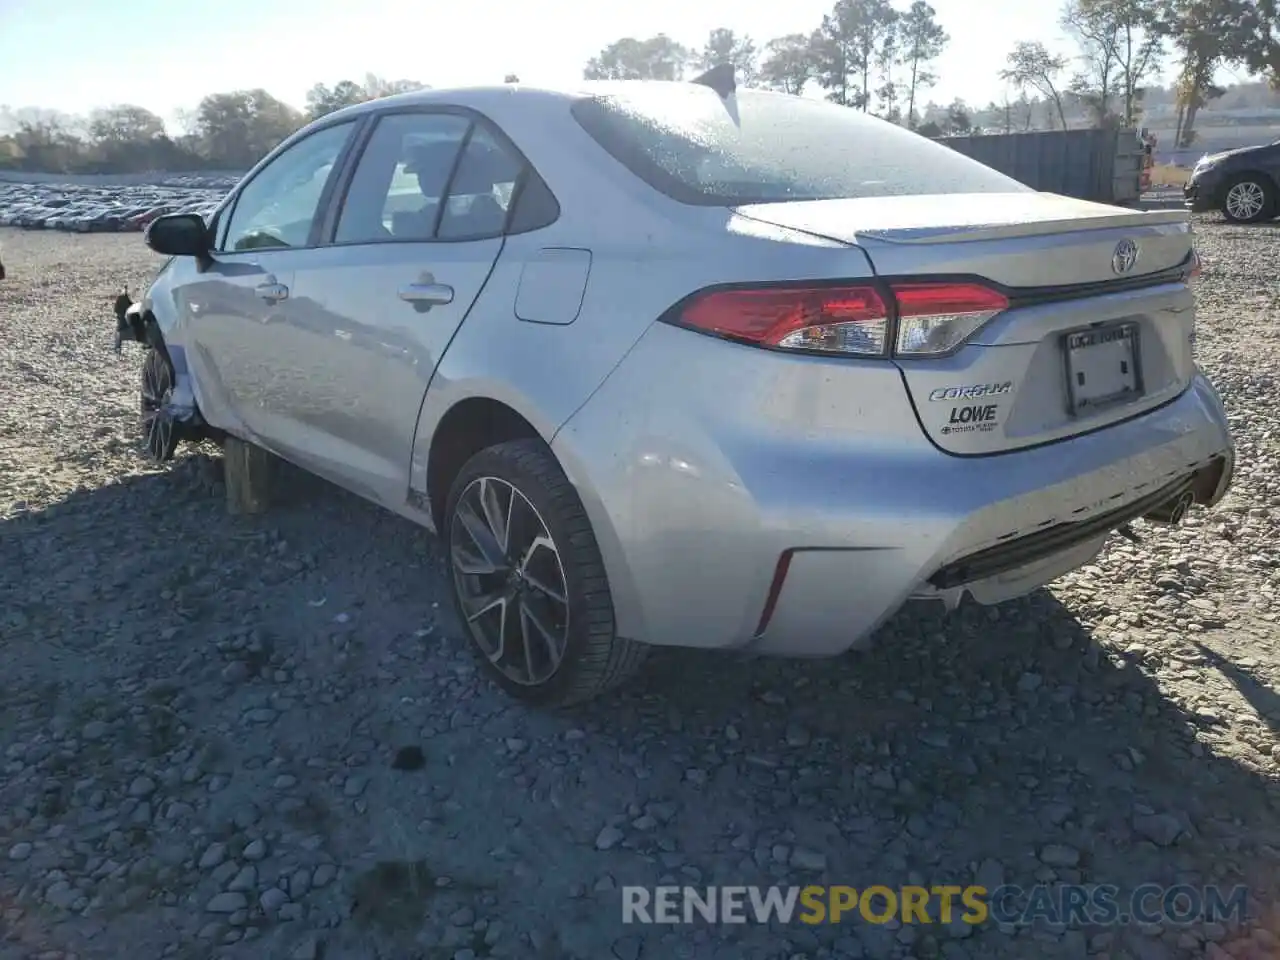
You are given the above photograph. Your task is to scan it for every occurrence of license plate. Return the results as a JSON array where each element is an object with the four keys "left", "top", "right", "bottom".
[{"left": 1062, "top": 321, "right": 1142, "bottom": 415}]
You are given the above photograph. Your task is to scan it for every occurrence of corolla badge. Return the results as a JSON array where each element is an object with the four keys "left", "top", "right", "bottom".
[{"left": 1112, "top": 239, "right": 1139, "bottom": 275}]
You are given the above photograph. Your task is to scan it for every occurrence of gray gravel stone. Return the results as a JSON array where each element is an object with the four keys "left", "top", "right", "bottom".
[
  {"left": 595, "top": 825, "right": 625, "bottom": 850},
  {"left": 1133, "top": 812, "right": 1184, "bottom": 847},
  {"left": 1039, "top": 844, "right": 1081, "bottom": 868},
  {"left": 7, "top": 842, "right": 33, "bottom": 861},
  {"left": 226, "top": 865, "right": 256, "bottom": 892},
  {"left": 198, "top": 842, "right": 227, "bottom": 870},
  {"left": 206, "top": 891, "right": 248, "bottom": 913},
  {"left": 242, "top": 838, "right": 267, "bottom": 861},
  {"left": 790, "top": 847, "right": 828, "bottom": 871},
  {"left": 259, "top": 886, "right": 290, "bottom": 913}
]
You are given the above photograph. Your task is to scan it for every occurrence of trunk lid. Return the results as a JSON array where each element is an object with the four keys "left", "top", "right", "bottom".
[{"left": 735, "top": 192, "right": 1197, "bottom": 456}]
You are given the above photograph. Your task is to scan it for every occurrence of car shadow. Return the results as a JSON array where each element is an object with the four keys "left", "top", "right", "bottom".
[
  {"left": 1, "top": 448, "right": 1276, "bottom": 960},
  {"left": 1190, "top": 640, "right": 1280, "bottom": 740}
]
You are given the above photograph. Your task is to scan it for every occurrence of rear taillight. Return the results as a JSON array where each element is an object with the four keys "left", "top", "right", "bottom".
[
  {"left": 677, "top": 284, "right": 890, "bottom": 356},
  {"left": 671, "top": 281, "right": 1009, "bottom": 359},
  {"left": 891, "top": 282, "right": 1010, "bottom": 357}
]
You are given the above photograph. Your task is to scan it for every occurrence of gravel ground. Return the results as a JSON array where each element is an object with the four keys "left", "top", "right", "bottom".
[{"left": 1, "top": 220, "right": 1279, "bottom": 960}]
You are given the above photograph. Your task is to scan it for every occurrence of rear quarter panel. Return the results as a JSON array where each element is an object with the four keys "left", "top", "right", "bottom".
[
  {"left": 408, "top": 212, "right": 875, "bottom": 487},
  {"left": 407, "top": 99, "right": 883, "bottom": 511},
  {"left": 407, "top": 134, "right": 882, "bottom": 644}
]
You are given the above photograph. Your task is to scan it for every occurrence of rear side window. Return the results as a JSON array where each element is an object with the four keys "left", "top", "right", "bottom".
[
  {"left": 571, "top": 87, "right": 1029, "bottom": 206},
  {"left": 335, "top": 113, "right": 472, "bottom": 243},
  {"left": 333, "top": 111, "right": 559, "bottom": 243}
]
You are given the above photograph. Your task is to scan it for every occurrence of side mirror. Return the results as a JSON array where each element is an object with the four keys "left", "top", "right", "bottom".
[{"left": 145, "top": 213, "right": 210, "bottom": 258}]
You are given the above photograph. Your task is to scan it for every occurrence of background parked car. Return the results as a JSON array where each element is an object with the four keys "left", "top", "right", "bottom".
[
  {"left": 1183, "top": 139, "right": 1280, "bottom": 222},
  {"left": 0, "top": 179, "right": 232, "bottom": 233}
]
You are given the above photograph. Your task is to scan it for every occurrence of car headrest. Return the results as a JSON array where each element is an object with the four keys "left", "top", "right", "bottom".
[
  {"left": 403, "top": 141, "right": 461, "bottom": 178},
  {"left": 452, "top": 145, "right": 521, "bottom": 194}
]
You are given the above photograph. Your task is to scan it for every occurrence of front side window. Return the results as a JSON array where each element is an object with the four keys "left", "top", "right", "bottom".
[
  {"left": 220, "top": 120, "right": 355, "bottom": 252},
  {"left": 571, "top": 87, "right": 1030, "bottom": 206}
]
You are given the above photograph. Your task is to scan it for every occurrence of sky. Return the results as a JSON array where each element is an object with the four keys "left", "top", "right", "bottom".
[{"left": 0, "top": 0, "right": 1166, "bottom": 129}]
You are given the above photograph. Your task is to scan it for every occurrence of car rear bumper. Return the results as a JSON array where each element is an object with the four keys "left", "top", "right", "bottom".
[{"left": 551, "top": 323, "right": 1235, "bottom": 656}]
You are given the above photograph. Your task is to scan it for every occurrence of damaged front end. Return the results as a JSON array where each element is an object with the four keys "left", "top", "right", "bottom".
[
  {"left": 112, "top": 285, "right": 216, "bottom": 460},
  {"left": 113, "top": 286, "right": 148, "bottom": 353}
]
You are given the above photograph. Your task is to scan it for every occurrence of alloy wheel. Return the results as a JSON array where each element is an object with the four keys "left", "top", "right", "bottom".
[
  {"left": 1225, "top": 181, "right": 1266, "bottom": 221},
  {"left": 448, "top": 476, "right": 570, "bottom": 686},
  {"left": 140, "top": 351, "right": 176, "bottom": 461}
]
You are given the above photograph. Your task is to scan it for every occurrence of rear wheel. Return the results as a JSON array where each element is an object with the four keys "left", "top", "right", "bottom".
[
  {"left": 443, "top": 438, "right": 648, "bottom": 707},
  {"left": 139, "top": 347, "right": 178, "bottom": 462},
  {"left": 1221, "top": 174, "right": 1276, "bottom": 223}
]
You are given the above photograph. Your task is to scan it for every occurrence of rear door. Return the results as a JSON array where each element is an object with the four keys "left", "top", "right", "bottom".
[
  {"left": 271, "top": 110, "right": 522, "bottom": 508},
  {"left": 735, "top": 192, "right": 1198, "bottom": 456}
]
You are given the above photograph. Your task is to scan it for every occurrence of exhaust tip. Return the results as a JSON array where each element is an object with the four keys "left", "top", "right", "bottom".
[{"left": 1142, "top": 488, "right": 1196, "bottom": 526}]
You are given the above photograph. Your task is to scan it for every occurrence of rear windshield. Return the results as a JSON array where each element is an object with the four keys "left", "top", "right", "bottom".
[{"left": 570, "top": 86, "right": 1029, "bottom": 206}]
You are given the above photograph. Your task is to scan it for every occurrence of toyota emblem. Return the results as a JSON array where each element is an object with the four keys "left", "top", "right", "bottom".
[{"left": 1112, "top": 239, "right": 1139, "bottom": 275}]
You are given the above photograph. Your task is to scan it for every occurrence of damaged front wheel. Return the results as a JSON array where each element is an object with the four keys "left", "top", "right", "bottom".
[{"left": 140, "top": 347, "right": 179, "bottom": 462}]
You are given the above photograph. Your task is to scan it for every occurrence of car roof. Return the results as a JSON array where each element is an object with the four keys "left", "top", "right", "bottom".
[{"left": 318, "top": 78, "right": 742, "bottom": 124}]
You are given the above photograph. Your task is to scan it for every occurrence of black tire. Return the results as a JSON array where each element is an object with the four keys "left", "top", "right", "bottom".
[
  {"left": 139, "top": 346, "right": 179, "bottom": 462},
  {"left": 1220, "top": 174, "right": 1276, "bottom": 224},
  {"left": 443, "top": 438, "right": 649, "bottom": 707}
]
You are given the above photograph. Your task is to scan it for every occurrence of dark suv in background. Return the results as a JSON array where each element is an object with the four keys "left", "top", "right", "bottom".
[{"left": 1184, "top": 139, "right": 1280, "bottom": 223}]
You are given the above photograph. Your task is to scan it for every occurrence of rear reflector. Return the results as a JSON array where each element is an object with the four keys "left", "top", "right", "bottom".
[{"left": 672, "top": 281, "right": 1009, "bottom": 358}]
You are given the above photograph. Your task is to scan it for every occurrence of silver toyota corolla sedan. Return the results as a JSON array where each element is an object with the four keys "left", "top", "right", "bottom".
[{"left": 119, "top": 69, "right": 1235, "bottom": 707}]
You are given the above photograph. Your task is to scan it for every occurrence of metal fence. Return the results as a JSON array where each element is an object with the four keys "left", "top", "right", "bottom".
[{"left": 933, "top": 128, "right": 1145, "bottom": 205}]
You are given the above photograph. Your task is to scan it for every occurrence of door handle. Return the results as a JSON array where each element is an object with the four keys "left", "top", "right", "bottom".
[
  {"left": 255, "top": 280, "right": 289, "bottom": 303},
  {"left": 398, "top": 283, "right": 454, "bottom": 308}
]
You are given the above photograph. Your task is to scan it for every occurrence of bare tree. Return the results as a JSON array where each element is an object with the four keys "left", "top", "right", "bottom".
[
  {"left": 1000, "top": 41, "right": 1070, "bottom": 129},
  {"left": 697, "top": 28, "right": 760, "bottom": 85},
  {"left": 584, "top": 35, "right": 690, "bottom": 80},
  {"left": 876, "top": 19, "right": 902, "bottom": 120},
  {"left": 759, "top": 34, "right": 815, "bottom": 94},
  {"left": 811, "top": 0, "right": 899, "bottom": 109},
  {"left": 1062, "top": 0, "right": 1163, "bottom": 126},
  {"left": 1160, "top": 0, "right": 1256, "bottom": 146},
  {"left": 897, "top": 1, "right": 949, "bottom": 127}
]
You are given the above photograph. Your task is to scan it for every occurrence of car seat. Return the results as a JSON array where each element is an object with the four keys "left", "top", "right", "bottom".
[
  {"left": 437, "top": 144, "right": 517, "bottom": 238},
  {"left": 390, "top": 140, "right": 463, "bottom": 240}
]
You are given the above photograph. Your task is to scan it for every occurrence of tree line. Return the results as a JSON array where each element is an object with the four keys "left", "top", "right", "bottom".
[
  {"left": 0, "top": 74, "right": 436, "bottom": 175},
  {"left": 1, "top": 0, "right": 1277, "bottom": 176},
  {"left": 584, "top": 0, "right": 1280, "bottom": 144},
  {"left": 584, "top": 4, "right": 952, "bottom": 129}
]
